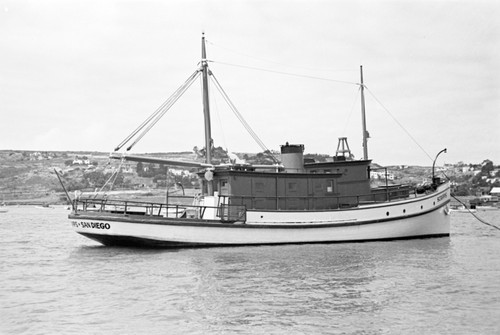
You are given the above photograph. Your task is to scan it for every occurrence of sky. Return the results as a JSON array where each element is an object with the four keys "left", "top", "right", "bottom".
[{"left": 1, "top": 0, "right": 499, "bottom": 166}]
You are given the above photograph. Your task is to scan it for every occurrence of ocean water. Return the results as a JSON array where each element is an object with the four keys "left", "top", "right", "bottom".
[{"left": 0, "top": 206, "right": 499, "bottom": 335}]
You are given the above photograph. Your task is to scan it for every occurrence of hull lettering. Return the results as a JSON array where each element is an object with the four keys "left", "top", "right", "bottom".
[
  {"left": 72, "top": 221, "right": 111, "bottom": 230},
  {"left": 437, "top": 193, "right": 448, "bottom": 202}
]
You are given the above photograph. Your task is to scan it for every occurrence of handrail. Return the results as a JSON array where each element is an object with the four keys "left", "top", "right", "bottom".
[
  {"left": 222, "top": 184, "right": 416, "bottom": 210},
  {"left": 72, "top": 197, "right": 246, "bottom": 222},
  {"left": 73, "top": 182, "right": 436, "bottom": 216}
]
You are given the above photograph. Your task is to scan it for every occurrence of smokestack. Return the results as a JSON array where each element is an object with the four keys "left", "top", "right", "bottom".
[{"left": 280, "top": 143, "right": 304, "bottom": 173}]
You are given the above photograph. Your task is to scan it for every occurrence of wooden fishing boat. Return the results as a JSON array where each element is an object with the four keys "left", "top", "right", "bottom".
[{"left": 67, "top": 34, "right": 450, "bottom": 247}]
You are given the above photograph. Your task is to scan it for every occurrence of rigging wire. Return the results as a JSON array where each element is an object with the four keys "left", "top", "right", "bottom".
[
  {"left": 115, "top": 70, "right": 198, "bottom": 151},
  {"left": 364, "top": 86, "right": 434, "bottom": 162},
  {"left": 450, "top": 194, "right": 500, "bottom": 231},
  {"left": 124, "top": 70, "right": 201, "bottom": 151},
  {"left": 209, "top": 73, "right": 280, "bottom": 164},
  {"left": 114, "top": 69, "right": 201, "bottom": 152},
  {"left": 208, "top": 76, "right": 229, "bottom": 155},
  {"left": 206, "top": 39, "right": 356, "bottom": 73},
  {"left": 93, "top": 158, "right": 125, "bottom": 198},
  {"left": 210, "top": 60, "right": 358, "bottom": 86},
  {"left": 341, "top": 86, "right": 361, "bottom": 136},
  {"left": 438, "top": 170, "right": 500, "bottom": 231}
]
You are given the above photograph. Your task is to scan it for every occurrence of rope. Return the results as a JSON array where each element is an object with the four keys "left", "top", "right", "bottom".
[
  {"left": 206, "top": 39, "right": 356, "bottom": 73},
  {"left": 92, "top": 158, "right": 125, "bottom": 199},
  {"left": 126, "top": 70, "right": 201, "bottom": 151},
  {"left": 209, "top": 73, "right": 280, "bottom": 164},
  {"left": 341, "top": 86, "right": 361, "bottom": 136},
  {"left": 364, "top": 86, "right": 434, "bottom": 163},
  {"left": 450, "top": 194, "right": 500, "bottom": 231},
  {"left": 208, "top": 77, "right": 229, "bottom": 154},
  {"left": 438, "top": 170, "right": 500, "bottom": 231},
  {"left": 210, "top": 60, "right": 358, "bottom": 86},
  {"left": 114, "top": 69, "right": 201, "bottom": 152}
]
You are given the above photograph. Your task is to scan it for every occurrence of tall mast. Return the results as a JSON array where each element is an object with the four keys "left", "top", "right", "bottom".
[
  {"left": 201, "top": 33, "right": 212, "bottom": 165},
  {"left": 201, "top": 33, "right": 214, "bottom": 196},
  {"left": 360, "top": 65, "right": 369, "bottom": 160}
]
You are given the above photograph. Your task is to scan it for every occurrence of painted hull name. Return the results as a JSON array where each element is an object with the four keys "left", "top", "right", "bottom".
[
  {"left": 437, "top": 193, "right": 448, "bottom": 202},
  {"left": 72, "top": 221, "right": 110, "bottom": 230}
]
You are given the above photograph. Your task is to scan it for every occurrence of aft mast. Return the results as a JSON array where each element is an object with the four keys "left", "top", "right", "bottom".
[{"left": 360, "top": 66, "right": 369, "bottom": 160}]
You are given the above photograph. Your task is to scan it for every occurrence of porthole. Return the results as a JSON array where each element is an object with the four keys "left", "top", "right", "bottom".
[
  {"left": 421, "top": 205, "right": 423, "bottom": 210},
  {"left": 260, "top": 215, "right": 264, "bottom": 218},
  {"left": 403, "top": 209, "right": 406, "bottom": 214},
  {"left": 433, "top": 201, "right": 436, "bottom": 206},
  {"left": 386, "top": 211, "right": 390, "bottom": 216}
]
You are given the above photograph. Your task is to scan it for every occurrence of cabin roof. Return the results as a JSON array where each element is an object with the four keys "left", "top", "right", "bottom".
[
  {"left": 199, "top": 168, "right": 343, "bottom": 179},
  {"left": 304, "top": 159, "right": 371, "bottom": 169}
]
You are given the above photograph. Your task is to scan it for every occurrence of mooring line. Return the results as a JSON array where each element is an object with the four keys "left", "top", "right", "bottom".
[{"left": 451, "top": 194, "right": 500, "bottom": 231}]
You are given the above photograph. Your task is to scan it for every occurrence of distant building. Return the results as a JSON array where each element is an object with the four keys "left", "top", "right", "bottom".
[
  {"left": 72, "top": 155, "right": 90, "bottom": 165},
  {"left": 486, "top": 177, "right": 500, "bottom": 184},
  {"left": 371, "top": 171, "right": 395, "bottom": 181},
  {"left": 461, "top": 166, "right": 474, "bottom": 174},
  {"left": 490, "top": 187, "right": 500, "bottom": 196}
]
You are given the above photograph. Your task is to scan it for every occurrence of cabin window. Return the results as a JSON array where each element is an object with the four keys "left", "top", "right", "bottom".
[
  {"left": 255, "top": 182, "right": 265, "bottom": 193},
  {"left": 314, "top": 181, "right": 323, "bottom": 193},
  {"left": 326, "top": 180, "right": 334, "bottom": 193},
  {"left": 220, "top": 179, "right": 229, "bottom": 193},
  {"left": 288, "top": 182, "right": 298, "bottom": 193},
  {"left": 324, "top": 169, "right": 331, "bottom": 173}
]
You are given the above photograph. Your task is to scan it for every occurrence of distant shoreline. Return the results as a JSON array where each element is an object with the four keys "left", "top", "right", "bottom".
[{"left": 2, "top": 189, "right": 194, "bottom": 206}]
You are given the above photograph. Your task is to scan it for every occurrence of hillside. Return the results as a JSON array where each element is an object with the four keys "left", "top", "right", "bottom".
[{"left": 1, "top": 150, "right": 496, "bottom": 205}]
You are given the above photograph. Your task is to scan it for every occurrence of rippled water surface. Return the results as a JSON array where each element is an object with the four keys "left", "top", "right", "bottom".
[{"left": 1, "top": 206, "right": 499, "bottom": 334}]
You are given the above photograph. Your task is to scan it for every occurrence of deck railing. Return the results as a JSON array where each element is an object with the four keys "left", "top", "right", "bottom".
[
  {"left": 72, "top": 197, "right": 246, "bottom": 223},
  {"left": 221, "top": 185, "right": 415, "bottom": 211},
  {"left": 72, "top": 183, "right": 431, "bottom": 219}
]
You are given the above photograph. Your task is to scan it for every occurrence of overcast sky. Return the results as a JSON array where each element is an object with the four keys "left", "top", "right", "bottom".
[{"left": 1, "top": 0, "right": 498, "bottom": 166}]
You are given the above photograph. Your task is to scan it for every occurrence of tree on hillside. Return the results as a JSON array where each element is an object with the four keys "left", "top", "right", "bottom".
[
  {"left": 481, "top": 160, "right": 494, "bottom": 174},
  {"left": 84, "top": 171, "right": 125, "bottom": 188},
  {"left": 136, "top": 162, "right": 143, "bottom": 174}
]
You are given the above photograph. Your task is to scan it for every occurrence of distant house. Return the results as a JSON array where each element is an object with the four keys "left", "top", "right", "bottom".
[
  {"left": 122, "top": 164, "right": 134, "bottom": 174},
  {"left": 487, "top": 178, "right": 500, "bottom": 184},
  {"left": 477, "top": 186, "right": 491, "bottom": 196},
  {"left": 72, "top": 155, "right": 90, "bottom": 165},
  {"left": 490, "top": 187, "right": 500, "bottom": 196},
  {"left": 473, "top": 170, "right": 482, "bottom": 176},
  {"left": 371, "top": 171, "right": 395, "bottom": 181},
  {"left": 30, "top": 152, "right": 43, "bottom": 160},
  {"left": 461, "top": 166, "right": 474, "bottom": 174}
]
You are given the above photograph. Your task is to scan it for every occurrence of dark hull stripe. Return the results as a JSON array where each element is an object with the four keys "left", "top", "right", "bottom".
[
  {"left": 78, "top": 232, "right": 450, "bottom": 249},
  {"left": 69, "top": 199, "right": 450, "bottom": 229}
]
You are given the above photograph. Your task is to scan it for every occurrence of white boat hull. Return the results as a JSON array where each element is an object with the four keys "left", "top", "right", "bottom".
[{"left": 69, "top": 184, "right": 451, "bottom": 247}]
